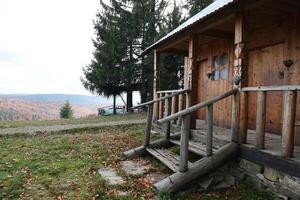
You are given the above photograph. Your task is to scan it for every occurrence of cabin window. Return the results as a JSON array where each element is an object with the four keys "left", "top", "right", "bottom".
[
  {"left": 212, "top": 53, "right": 228, "bottom": 81},
  {"left": 220, "top": 53, "right": 228, "bottom": 80},
  {"left": 213, "top": 56, "right": 219, "bottom": 80}
]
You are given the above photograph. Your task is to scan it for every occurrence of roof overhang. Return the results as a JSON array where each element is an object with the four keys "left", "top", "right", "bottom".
[{"left": 143, "top": 0, "right": 237, "bottom": 54}]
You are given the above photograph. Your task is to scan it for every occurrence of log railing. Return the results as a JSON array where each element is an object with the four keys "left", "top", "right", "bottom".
[
  {"left": 158, "top": 88, "right": 239, "bottom": 172},
  {"left": 241, "top": 85, "right": 300, "bottom": 158},
  {"left": 131, "top": 89, "right": 190, "bottom": 146}
]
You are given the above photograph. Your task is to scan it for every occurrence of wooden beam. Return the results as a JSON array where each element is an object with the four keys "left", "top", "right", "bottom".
[
  {"left": 256, "top": 91, "right": 266, "bottom": 150},
  {"left": 282, "top": 91, "right": 297, "bottom": 158},
  {"left": 201, "top": 29, "right": 234, "bottom": 40},
  {"left": 234, "top": 12, "right": 249, "bottom": 145},
  {"left": 240, "top": 145, "right": 300, "bottom": 178},
  {"left": 171, "top": 94, "right": 178, "bottom": 124},
  {"left": 159, "top": 93, "right": 164, "bottom": 119},
  {"left": 153, "top": 50, "right": 160, "bottom": 121},
  {"left": 187, "top": 34, "right": 199, "bottom": 129},
  {"left": 242, "top": 85, "right": 300, "bottom": 92}
]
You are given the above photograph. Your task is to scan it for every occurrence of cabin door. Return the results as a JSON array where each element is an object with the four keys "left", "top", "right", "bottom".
[
  {"left": 247, "top": 43, "right": 285, "bottom": 134},
  {"left": 197, "top": 58, "right": 232, "bottom": 128}
]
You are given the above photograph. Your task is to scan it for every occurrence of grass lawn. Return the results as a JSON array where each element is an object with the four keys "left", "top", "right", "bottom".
[
  {"left": 0, "top": 113, "right": 146, "bottom": 129},
  {"left": 0, "top": 124, "right": 272, "bottom": 199}
]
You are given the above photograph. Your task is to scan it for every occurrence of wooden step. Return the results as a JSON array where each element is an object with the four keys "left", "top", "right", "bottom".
[
  {"left": 169, "top": 139, "right": 220, "bottom": 157},
  {"left": 146, "top": 148, "right": 191, "bottom": 172}
]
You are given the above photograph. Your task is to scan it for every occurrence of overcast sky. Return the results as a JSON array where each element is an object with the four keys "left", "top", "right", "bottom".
[{"left": 0, "top": 0, "right": 102, "bottom": 95}]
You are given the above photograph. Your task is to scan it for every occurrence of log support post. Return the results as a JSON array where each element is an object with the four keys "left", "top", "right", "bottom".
[
  {"left": 256, "top": 91, "right": 266, "bottom": 150},
  {"left": 177, "top": 94, "right": 184, "bottom": 126},
  {"left": 282, "top": 91, "right": 297, "bottom": 158},
  {"left": 187, "top": 34, "right": 199, "bottom": 129},
  {"left": 156, "top": 93, "right": 160, "bottom": 120},
  {"left": 153, "top": 50, "right": 160, "bottom": 121},
  {"left": 179, "top": 114, "right": 190, "bottom": 172},
  {"left": 234, "top": 12, "right": 248, "bottom": 144},
  {"left": 165, "top": 94, "right": 172, "bottom": 140},
  {"left": 159, "top": 93, "right": 165, "bottom": 119},
  {"left": 207, "top": 104, "right": 213, "bottom": 156},
  {"left": 144, "top": 104, "right": 154, "bottom": 146},
  {"left": 171, "top": 94, "right": 178, "bottom": 124},
  {"left": 231, "top": 92, "right": 239, "bottom": 142}
]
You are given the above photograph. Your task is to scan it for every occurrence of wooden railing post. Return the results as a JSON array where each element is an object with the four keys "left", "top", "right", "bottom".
[
  {"left": 231, "top": 92, "right": 239, "bottom": 143},
  {"left": 165, "top": 94, "right": 172, "bottom": 140},
  {"left": 171, "top": 94, "right": 178, "bottom": 124},
  {"left": 239, "top": 91, "right": 248, "bottom": 144},
  {"left": 159, "top": 93, "right": 165, "bottom": 119},
  {"left": 144, "top": 104, "right": 153, "bottom": 146},
  {"left": 177, "top": 94, "right": 184, "bottom": 126},
  {"left": 207, "top": 104, "right": 213, "bottom": 156},
  {"left": 282, "top": 91, "right": 297, "bottom": 158},
  {"left": 155, "top": 93, "right": 160, "bottom": 120},
  {"left": 179, "top": 114, "right": 190, "bottom": 172},
  {"left": 256, "top": 91, "right": 266, "bottom": 149}
]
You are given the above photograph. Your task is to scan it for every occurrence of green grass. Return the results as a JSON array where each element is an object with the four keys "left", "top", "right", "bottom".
[
  {"left": 0, "top": 124, "right": 273, "bottom": 199},
  {"left": 0, "top": 113, "right": 146, "bottom": 129}
]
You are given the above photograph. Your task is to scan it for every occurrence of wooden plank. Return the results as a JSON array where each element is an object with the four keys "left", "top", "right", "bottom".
[
  {"left": 153, "top": 50, "right": 160, "bottom": 121},
  {"left": 256, "top": 91, "right": 266, "bottom": 149},
  {"left": 144, "top": 104, "right": 153, "bottom": 146},
  {"left": 179, "top": 114, "right": 190, "bottom": 172},
  {"left": 242, "top": 85, "right": 300, "bottom": 92},
  {"left": 207, "top": 104, "right": 213, "bottom": 156},
  {"left": 282, "top": 91, "right": 297, "bottom": 157},
  {"left": 146, "top": 148, "right": 179, "bottom": 172},
  {"left": 157, "top": 89, "right": 184, "bottom": 94},
  {"left": 240, "top": 144, "right": 300, "bottom": 178}
]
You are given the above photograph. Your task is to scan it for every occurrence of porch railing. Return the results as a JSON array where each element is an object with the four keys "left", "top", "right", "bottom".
[
  {"left": 158, "top": 88, "right": 239, "bottom": 172},
  {"left": 131, "top": 89, "right": 190, "bottom": 146},
  {"left": 241, "top": 85, "right": 300, "bottom": 158}
]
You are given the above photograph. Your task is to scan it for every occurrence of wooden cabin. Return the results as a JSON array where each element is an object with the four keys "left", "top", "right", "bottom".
[{"left": 125, "top": 0, "right": 300, "bottom": 198}]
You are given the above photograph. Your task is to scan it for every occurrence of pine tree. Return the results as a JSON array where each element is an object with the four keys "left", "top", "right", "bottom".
[
  {"left": 160, "top": 1, "right": 185, "bottom": 90},
  {"left": 81, "top": 0, "right": 126, "bottom": 114},
  {"left": 60, "top": 100, "right": 73, "bottom": 119},
  {"left": 186, "top": 0, "right": 213, "bottom": 17}
]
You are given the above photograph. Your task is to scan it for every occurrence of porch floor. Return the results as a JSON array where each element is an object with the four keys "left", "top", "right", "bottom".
[{"left": 193, "top": 123, "right": 300, "bottom": 163}]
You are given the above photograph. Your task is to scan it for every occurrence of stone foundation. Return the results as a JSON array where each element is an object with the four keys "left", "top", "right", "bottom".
[{"left": 227, "top": 158, "right": 300, "bottom": 199}]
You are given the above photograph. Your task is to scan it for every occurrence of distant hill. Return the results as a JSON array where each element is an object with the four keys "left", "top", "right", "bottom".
[
  {"left": 0, "top": 94, "right": 121, "bottom": 106},
  {"left": 0, "top": 94, "right": 126, "bottom": 121}
]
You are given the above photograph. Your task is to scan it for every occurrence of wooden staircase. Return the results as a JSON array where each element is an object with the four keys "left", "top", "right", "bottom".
[{"left": 124, "top": 89, "right": 240, "bottom": 192}]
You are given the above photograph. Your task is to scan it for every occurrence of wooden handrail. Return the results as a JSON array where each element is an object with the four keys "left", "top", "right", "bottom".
[
  {"left": 131, "top": 89, "right": 190, "bottom": 109},
  {"left": 242, "top": 85, "right": 300, "bottom": 92},
  {"left": 157, "top": 89, "right": 184, "bottom": 94},
  {"left": 158, "top": 89, "right": 239, "bottom": 123}
]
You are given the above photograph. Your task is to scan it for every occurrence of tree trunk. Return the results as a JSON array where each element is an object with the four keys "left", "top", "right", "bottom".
[
  {"left": 113, "top": 95, "right": 117, "bottom": 115},
  {"left": 126, "top": 90, "right": 133, "bottom": 112}
]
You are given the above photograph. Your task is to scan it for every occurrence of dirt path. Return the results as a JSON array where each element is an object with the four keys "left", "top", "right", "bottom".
[{"left": 0, "top": 119, "right": 146, "bottom": 136}]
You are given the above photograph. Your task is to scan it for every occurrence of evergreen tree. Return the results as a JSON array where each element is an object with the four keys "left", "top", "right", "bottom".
[
  {"left": 186, "top": 0, "right": 213, "bottom": 17},
  {"left": 81, "top": 1, "right": 125, "bottom": 114},
  {"left": 60, "top": 100, "right": 73, "bottom": 119},
  {"left": 160, "top": 1, "right": 185, "bottom": 90}
]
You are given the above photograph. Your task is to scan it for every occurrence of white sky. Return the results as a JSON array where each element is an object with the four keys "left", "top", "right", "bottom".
[
  {"left": 0, "top": 0, "right": 185, "bottom": 98},
  {"left": 0, "top": 0, "right": 102, "bottom": 95}
]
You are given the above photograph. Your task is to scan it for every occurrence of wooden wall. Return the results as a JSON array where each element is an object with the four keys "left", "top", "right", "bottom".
[
  {"left": 192, "top": 8, "right": 300, "bottom": 134},
  {"left": 246, "top": 9, "right": 300, "bottom": 134}
]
